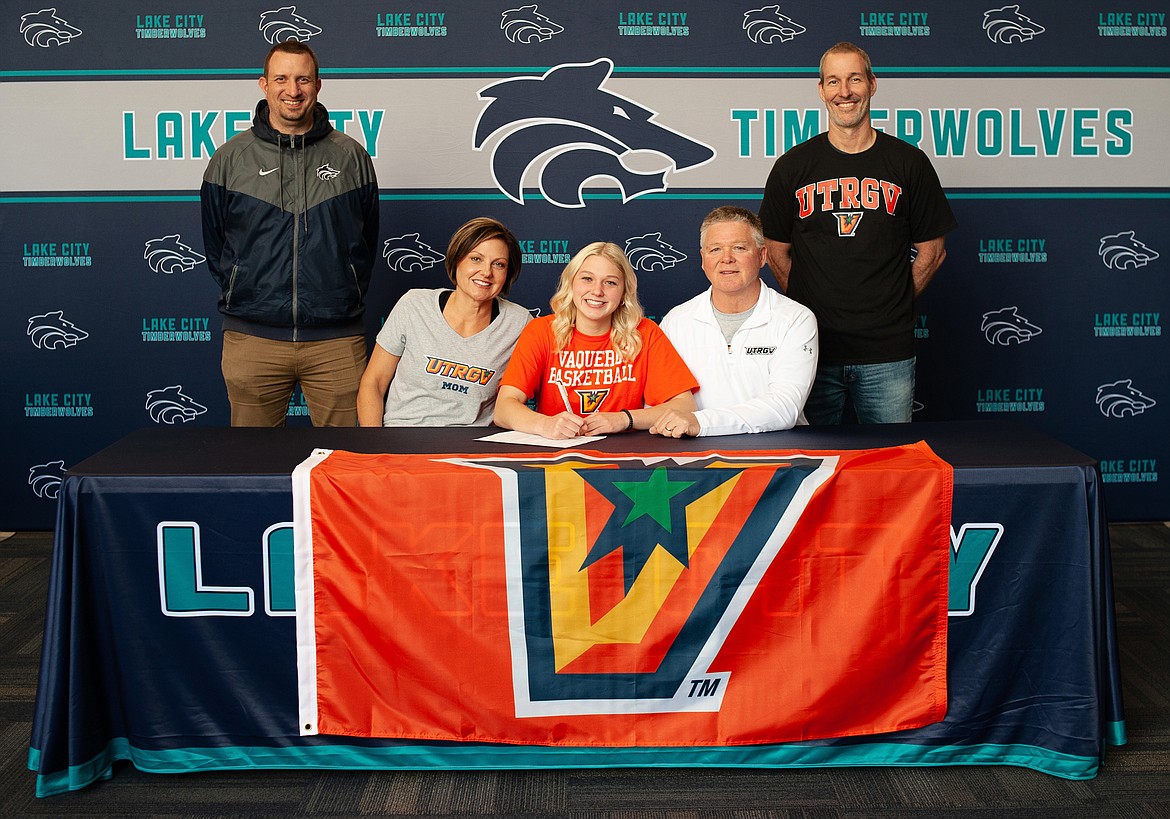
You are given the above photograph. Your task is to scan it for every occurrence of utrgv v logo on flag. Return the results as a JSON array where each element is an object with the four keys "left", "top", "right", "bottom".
[
  {"left": 473, "top": 58, "right": 715, "bottom": 208},
  {"left": 457, "top": 452, "right": 835, "bottom": 717}
]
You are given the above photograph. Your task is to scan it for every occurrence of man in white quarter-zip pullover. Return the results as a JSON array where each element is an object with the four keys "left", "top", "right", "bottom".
[{"left": 650, "top": 207, "right": 818, "bottom": 438}]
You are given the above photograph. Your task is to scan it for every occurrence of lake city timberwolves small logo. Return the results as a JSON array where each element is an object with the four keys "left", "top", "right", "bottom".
[
  {"left": 1096, "top": 379, "right": 1156, "bottom": 418},
  {"left": 624, "top": 233, "right": 687, "bottom": 272},
  {"left": 501, "top": 5, "right": 563, "bottom": 43},
  {"left": 458, "top": 452, "right": 834, "bottom": 716},
  {"left": 316, "top": 164, "right": 340, "bottom": 180},
  {"left": 27, "top": 311, "right": 89, "bottom": 349},
  {"left": 1099, "top": 231, "right": 1160, "bottom": 270},
  {"left": 383, "top": 234, "right": 443, "bottom": 272},
  {"left": 981, "top": 306, "right": 1043, "bottom": 345},
  {"left": 743, "top": 6, "right": 806, "bottom": 43},
  {"left": 29, "top": 460, "right": 66, "bottom": 499},
  {"left": 146, "top": 385, "right": 208, "bottom": 424},
  {"left": 145, "top": 235, "right": 206, "bottom": 274},
  {"left": 982, "top": 5, "right": 1045, "bottom": 43},
  {"left": 474, "top": 58, "right": 715, "bottom": 208},
  {"left": 20, "top": 8, "right": 81, "bottom": 46},
  {"left": 260, "top": 6, "right": 321, "bottom": 43}
]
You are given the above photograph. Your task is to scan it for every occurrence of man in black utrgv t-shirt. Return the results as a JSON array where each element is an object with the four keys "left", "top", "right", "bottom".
[{"left": 760, "top": 41, "right": 957, "bottom": 425}]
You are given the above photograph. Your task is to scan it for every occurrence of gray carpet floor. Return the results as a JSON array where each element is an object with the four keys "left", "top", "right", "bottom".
[{"left": 1, "top": 524, "right": 1167, "bottom": 818}]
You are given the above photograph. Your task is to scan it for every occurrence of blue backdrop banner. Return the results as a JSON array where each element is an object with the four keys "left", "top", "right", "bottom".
[{"left": 2, "top": 1, "right": 1167, "bottom": 526}]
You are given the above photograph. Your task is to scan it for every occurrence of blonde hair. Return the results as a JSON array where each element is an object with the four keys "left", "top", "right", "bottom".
[{"left": 549, "top": 242, "right": 644, "bottom": 362}]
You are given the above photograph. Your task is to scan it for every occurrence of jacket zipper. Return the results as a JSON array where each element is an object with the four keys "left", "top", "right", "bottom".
[
  {"left": 226, "top": 264, "right": 239, "bottom": 309},
  {"left": 291, "top": 136, "right": 299, "bottom": 342}
]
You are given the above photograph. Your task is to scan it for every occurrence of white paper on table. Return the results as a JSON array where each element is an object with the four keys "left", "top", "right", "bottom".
[{"left": 476, "top": 430, "right": 605, "bottom": 448}]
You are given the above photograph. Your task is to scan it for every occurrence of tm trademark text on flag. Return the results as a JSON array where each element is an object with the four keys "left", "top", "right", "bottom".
[{"left": 293, "top": 443, "right": 951, "bottom": 746}]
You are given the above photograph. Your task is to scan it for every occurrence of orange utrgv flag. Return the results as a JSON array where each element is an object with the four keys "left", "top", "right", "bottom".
[{"left": 293, "top": 443, "right": 952, "bottom": 746}]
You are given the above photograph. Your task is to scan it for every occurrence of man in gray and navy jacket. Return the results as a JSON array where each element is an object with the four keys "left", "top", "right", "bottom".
[{"left": 201, "top": 41, "right": 379, "bottom": 426}]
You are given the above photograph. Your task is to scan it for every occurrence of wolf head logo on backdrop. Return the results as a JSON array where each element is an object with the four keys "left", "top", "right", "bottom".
[
  {"left": 501, "top": 5, "right": 563, "bottom": 43},
  {"left": 742, "top": 6, "right": 806, "bottom": 44},
  {"left": 980, "top": 306, "right": 1043, "bottom": 345},
  {"left": 259, "top": 6, "right": 322, "bottom": 43},
  {"left": 144, "top": 235, "right": 207, "bottom": 274},
  {"left": 473, "top": 58, "right": 715, "bottom": 208},
  {"left": 383, "top": 234, "right": 443, "bottom": 272},
  {"left": 1096, "top": 379, "right": 1157, "bottom": 418},
  {"left": 624, "top": 233, "right": 687, "bottom": 272},
  {"left": 982, "top": 5, "right": 1045, "bottom": 43},
  {"left": 146, "top": 386, "right": 208, "bottom": 425},
  {"left": 27, "top": 311, "right": 89, "bottom": 350},
  {"left": 28, "top": 460, "right": 66, "bottom": 500},
  {"left": 1099, "top": 231, "right": 1160, "bottom": 270},
  {"left": 20, "top": 8, "right": 82, "bottom": 47}
]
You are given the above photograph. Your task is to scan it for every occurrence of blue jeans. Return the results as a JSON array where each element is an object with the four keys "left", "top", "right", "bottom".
[{"left": 803, "top": 358, "right": 916, "bottom": 425}]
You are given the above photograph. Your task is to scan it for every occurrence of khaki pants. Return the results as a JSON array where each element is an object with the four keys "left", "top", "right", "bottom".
[{"left": 221, "top": 330, "right": 367, "bottom": 427}]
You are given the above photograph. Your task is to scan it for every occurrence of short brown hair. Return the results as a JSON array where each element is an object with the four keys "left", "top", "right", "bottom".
[
  {"left": 818, "top": 41, "right": 874, "bottom": 83},
  {"left": 445, "top": 217, "right": 523, "bottom": 296},
  {"left": 263, "top": 41, "right": 319, "bottom": 79}
]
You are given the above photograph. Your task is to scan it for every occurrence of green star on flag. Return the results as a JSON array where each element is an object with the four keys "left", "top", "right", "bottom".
[
  {"left": 579, "top": 464, "right": 739, "bottom": 593},
  {"left": 613, "top": 467, "right": 695, "bottom": 530}
]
